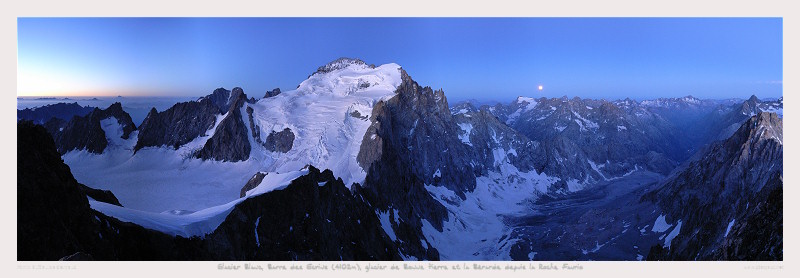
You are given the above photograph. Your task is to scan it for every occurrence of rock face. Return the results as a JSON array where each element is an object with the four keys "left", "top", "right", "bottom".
[
  {"left": 45, "top": 102, "right": 137, "bottom": 154},
  {"left": 362, "top": 69, "right": 476, "bottom": 194},
  {"left": 17, "top": 102, "right": 95, "bottom": 124},
  {"left": 246, "top": 106, "right": 262, "bottom": 144},
  {"left": 645, "top": 112, "right": 782, "bottom": 260},
  {"left": 355, "top": 68, "right": 480, "bottom": 260},
  {"left": 264, "top": 128, "right": 295, "bottom": 153},
  {"left": 195, "top": 87, "right": 252, "bottom": 162},
  {"left": 135, "top": 97, "right": 221, "bottom": 152},
  {"left": 240, "top": 172, "right": 267, "bottom": 198},
  {"left": 135, "top": 87, "right": 260, "bottom": 155},
  {"left": 264, "top": 88, "right": 281, "bottom": 99},
  {"left": 206, "top": 166, "right": 401, "bottom": 260},
  {"left": 203, "top": 87, "right": 234, "bottom": 112}
]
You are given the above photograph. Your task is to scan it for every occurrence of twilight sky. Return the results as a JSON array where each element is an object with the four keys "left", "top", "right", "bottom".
[{"left": 17, "top": 18, "right": 782, "bottom": 102}]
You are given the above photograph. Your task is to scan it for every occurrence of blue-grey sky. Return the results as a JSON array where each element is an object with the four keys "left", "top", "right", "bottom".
[{"left": 18, "top": 18, "right": 782, "bottom": 102}]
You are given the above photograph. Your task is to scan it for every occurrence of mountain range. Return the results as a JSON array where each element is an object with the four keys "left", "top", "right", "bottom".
[{"left": 17, "top": 58, "right": 782, "bottom": 261}]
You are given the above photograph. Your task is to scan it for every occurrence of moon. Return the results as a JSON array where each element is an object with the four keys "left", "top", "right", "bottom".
[{"left": 538, "top": 85, "right": 543, "bottom": 91}]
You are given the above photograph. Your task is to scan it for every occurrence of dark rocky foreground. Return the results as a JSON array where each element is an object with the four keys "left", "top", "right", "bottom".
[
  {"left": 205, "top": 167, "right": 401, "bottom": 260},
  {"left": 18, "top": 121, "right": 204, "bottom": 260},
  {"left": 17, "top": 121, "right": 399, "bottom": 260}
]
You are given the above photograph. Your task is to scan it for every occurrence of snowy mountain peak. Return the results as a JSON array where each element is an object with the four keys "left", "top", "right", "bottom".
[
  {"left": 247, "top": 60, "right": 403, "bottom": 186},
  {"left": 295, "top": 60, "right": 402, "bottom": 98},
  {"left": 313, "top": 57, "right": 375, "bottom": 76}
]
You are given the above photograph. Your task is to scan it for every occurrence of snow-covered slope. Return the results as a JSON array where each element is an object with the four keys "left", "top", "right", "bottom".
[
  {"left": 88, "top": 170, "right": 308, "bottom": 237},
  {"left": 63, "top": 110, "right": 258, "bottom": 213},
  {"left": 246, "top": 59, "right": 402, "bottom": 185},
  {"left": 64, "top": 59, "right": 403, "bottom": 236}
]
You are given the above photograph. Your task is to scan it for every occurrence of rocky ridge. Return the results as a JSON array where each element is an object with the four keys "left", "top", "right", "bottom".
[{"left": 134, "top": 94, "right": 222, "bottom": 152}]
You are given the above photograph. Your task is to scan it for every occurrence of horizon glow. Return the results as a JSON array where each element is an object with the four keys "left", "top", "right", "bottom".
[{"left": 18, "top": 18, "right": 782, "bottom": 102}]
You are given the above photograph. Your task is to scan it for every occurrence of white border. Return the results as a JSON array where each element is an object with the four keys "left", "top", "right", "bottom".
[{"left": 1, "top": 1, "right": 796, "bottom": 277}]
